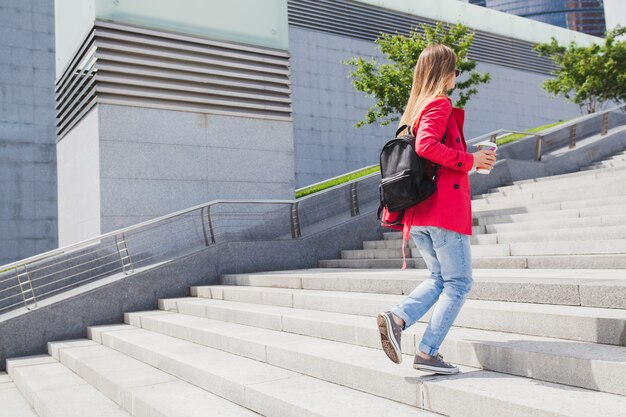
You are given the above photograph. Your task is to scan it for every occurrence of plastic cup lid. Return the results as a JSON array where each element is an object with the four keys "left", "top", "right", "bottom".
[{"left": 474, "top": 141, "right": 498, "bottom": 149}]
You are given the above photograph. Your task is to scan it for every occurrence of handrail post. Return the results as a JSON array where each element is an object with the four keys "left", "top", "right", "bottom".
[
  {"left": 569, "top": 124, "right": 577, "bottom": 149},
  {"left": 534, "top": 135, "right": 543, "bottom": 161},
  {"left": 115, "top": 233, "right": 134, "bottom": 275},
  {"left": 601, "top": 113, "right": 609, "bottom": 136},
  {"left": 290, "top": 202, "right": 301, "bottom": 238},
  {"left": 200, "top": 206, "right": 216, "bottom": 246},
  {"left": 16, "top": 266, "right": 37, "bottom": 310},
  {"left": 200, "top": 206, "right": 210, "bottom": 246},
  {"left": 349, "top": 183, "right": 360, "bottom": 216},
  {"left": 207, "top": 205, "right": 216, "bottom": 244}
]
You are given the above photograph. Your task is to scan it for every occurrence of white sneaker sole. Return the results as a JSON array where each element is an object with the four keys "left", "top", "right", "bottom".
[{"left": 377, "top": 312, "right": 402, "bottom": 364}]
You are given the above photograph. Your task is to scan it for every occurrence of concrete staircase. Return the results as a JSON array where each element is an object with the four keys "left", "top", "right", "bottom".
[
  {"left": 5, "top": 150, "right": 626, "bottom": 416},
  {"left": 4, "top": 267, "right": 626, "bottom": 416},
  {"left": 320, "top": 150, "right": 626, "bottom": 269}
]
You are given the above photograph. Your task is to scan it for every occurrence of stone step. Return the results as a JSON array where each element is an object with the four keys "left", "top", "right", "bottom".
[
  {"left": 218, "top": 269, "right": 626, "bottom": 309},
  {"left": 511, "top": 164, "right": 626, "bottom": 186},
  {"left": 346, "top": 247, "right": 515, "bottom": 259},
  {"left": 188, "top": 286, "right": 626, "bottom": 346},
  {"left": 489, "top": 224, "right": 626, "bottom": 243},
  {"left": 343, "top": 238, "right": 626, "bottom": 259},
  {"left": 140, "top": 299, "right": 626, "bottom": 395},
  {"left": 87, "top": 324, "right": 437, "bottom": 417},
  {"left": 318, "top": 254, "right": 626, "bottom": 269},
  {"left": 471, "top": 183, "right": 626, "bottom": 210},
  {"left": 373, "top": 234, "right": 501, "bottom": 246},
  {"left": 372, "top": 224, "right": 626, "bottom": 246},
  {"left": 487, "top": 164, "right": 626, "bottom": 194},
  {"left": 0, "top": 373, "right": 37, "bottom": 417},
  {"left": 91, "top": 320, "right": 626, "bottom": 417},
  {"left": 382, "top": 207, "right": 626, "bottom": 237},
  {"left": 472, "top": 194, "right": 626, "bottom": 220},
  {"left": 6, "top": 355, "right": 132, "bottom": 417},
  {"left": 48, "top": 339, "right": 266, "bottom": 417},
  {"left": 340, "top": 244, "right": 509, "bottom": 258},
  {"left": 385, "top": 229, "right": 485, "bottom": 241},
  {"left": 474, "top": 204, "right": 626, "bottom": 227},
  {"left": 484, "top": 213, "right": 626, "bottom": 234},
  {"left": 477, "top": 176, "right": 624, "bottom": 201},
  {"left": 474, "top": 181, "right": 626, "bottom": 205}
]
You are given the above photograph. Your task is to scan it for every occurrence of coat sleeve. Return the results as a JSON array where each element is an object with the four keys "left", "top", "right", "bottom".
[{"left": 413, "top": 98, "right": 474, "bottom": 173}]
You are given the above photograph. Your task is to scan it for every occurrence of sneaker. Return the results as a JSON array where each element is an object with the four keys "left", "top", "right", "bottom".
[
  {"left": 377, "top": 311, "right": 402, "bottom": 364},
  {"left": 413, "top": 352, "right": 459, "bottom": 374}
]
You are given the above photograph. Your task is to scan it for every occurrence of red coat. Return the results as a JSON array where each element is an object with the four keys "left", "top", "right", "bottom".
[{"left": 381, "top": 96, "right": 474, "bottom": 268}]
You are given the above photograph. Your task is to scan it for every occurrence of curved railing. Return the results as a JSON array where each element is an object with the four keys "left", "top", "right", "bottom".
[
  {"left": 467, "top": 103, "right": 626, "bottom": 161},
  {"left": 0, "top": 174, "right": 382, "bottom": 315}
]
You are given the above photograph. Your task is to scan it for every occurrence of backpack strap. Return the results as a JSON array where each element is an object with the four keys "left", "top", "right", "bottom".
[
  {"left": 395, "top": 124, "right": 410, "bottom": 137},
  {"left": 401, "top": 222, "right": 411, "bottom": 270},
  {"left": 377, "top": 185, "right": 385, "bottom": 220}
]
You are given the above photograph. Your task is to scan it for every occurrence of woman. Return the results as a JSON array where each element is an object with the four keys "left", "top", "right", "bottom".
[{"left": 376, "top": 44, "right": 497, "bottom": 374}]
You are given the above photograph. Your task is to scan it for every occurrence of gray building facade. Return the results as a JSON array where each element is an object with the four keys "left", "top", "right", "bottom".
[
  {"left": 54, "top": 17, "right": 294, "bottom": 246},
  {"left": 0, "top": 0, "right": 57, "bottom": 265}
]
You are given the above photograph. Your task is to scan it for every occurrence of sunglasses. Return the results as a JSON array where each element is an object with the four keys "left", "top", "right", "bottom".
[{"left": 455, "top": 68, "right": 462, "bottom": 77}]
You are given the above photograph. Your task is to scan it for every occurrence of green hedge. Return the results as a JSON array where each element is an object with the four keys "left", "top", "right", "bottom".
[
  {"left": 295, "top": 165, "right": 380, "bottom": 198},
  {"left": 496, "top": 120, "right": 568, "bottom": 146}
]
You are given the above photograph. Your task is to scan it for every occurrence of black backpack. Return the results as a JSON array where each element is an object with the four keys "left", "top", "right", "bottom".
[{"left": 376, "top": 115, "right": 451, "bottom": 225}]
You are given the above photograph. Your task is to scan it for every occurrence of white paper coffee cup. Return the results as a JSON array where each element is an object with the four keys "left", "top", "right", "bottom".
[{"left": 475, "top": 141, "right": 498, "bottom": 174}]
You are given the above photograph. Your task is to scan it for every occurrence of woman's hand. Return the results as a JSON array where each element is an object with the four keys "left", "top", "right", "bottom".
[{"left": 472, "top": 150, "right": 497, "bottom": 170}]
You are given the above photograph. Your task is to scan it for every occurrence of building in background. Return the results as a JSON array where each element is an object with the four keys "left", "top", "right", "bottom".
[
  {"left": 467, "top": 0, "right": 607, "bottom": 37},
  {"left": 0, "top": 0, "right": 57, "bottom": 264},
  {"left": 53, "top": 0, "right": 294, "bottom": 247},
  {"left": 0, "top": 0, "right": 606, "bottom": 262}
]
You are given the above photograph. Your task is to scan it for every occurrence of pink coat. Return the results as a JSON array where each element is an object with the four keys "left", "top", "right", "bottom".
[{"left": 381, "top": 96, "right": 474, "bottom": 268}]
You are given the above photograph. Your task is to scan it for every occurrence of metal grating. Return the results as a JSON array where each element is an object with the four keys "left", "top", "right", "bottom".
[
  {"left": 55, "top": 20, "right": 292, "bottom": 139},
  {"left": 287, "top": 0, "right": 558, "bottom": 74}
]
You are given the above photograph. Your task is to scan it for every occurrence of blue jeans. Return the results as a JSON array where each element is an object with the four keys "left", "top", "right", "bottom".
[{"left": 389, "top": 225, "right": 473, "bottom": 357}]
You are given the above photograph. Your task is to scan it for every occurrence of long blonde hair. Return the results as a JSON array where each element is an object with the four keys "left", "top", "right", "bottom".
[{"left": 398, "top": 44, "right": 456, "bottom": 135}]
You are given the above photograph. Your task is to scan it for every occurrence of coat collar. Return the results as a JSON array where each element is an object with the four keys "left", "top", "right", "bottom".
[
  {"left": 442, "top": 96, "right": 465, "bottom": 136},
  {"left": 452, "top": 107, "right": 465, "bottom": 133}
]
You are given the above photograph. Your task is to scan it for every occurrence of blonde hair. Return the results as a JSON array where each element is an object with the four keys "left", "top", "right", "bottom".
[{"left": 398, "top": 44, "right": 456, "bottom": 135}]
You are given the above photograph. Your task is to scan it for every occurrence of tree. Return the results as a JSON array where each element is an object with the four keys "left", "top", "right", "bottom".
[
  {"left": 534, "top": 25, "right": 626, "bottom": 114},
  {"left": 342, "top": 21, "right": 491, "bottom": 128}
]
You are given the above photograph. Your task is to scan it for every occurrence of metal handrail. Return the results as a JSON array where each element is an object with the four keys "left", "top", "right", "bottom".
[
  {"left": 466, "top": 103, "right": 626, "bottom": 160},
  {"left": 0, "top": 199, "right": 292, "bottom": 272},
  {"left": 6, "top": 184, "right": 394, "bottom": 273},
  {"left": 0, "top": 183, "right": 384, "bottom": 313},
  {"left": 466, "top": 128, "right": 542, "bottom": 145},
  {"left": 466, "top": 128, "right": 546, "bottom": 161},
  {"left": 296, "top": 164, "right": 380, "bottom": 194}
]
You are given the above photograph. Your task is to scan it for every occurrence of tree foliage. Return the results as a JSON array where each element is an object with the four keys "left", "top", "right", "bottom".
[
  {"left": 534, "top": 25, "right": 626, "bottom": 114},
  {"left": 342, "top": 21, "right": 491, "bottom": 128}
]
